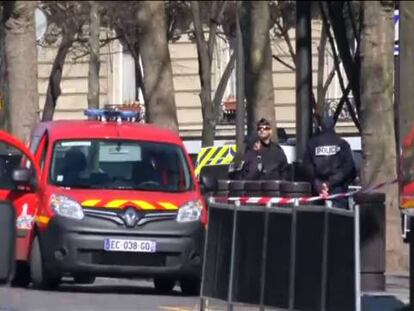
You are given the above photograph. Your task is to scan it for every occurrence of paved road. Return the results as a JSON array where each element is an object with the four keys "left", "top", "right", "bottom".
[
  {"left": 0, "top": 275, "right": 410, "bottom": 311},
  {"left": 0, "top": 278, "right": 199, "bottom": 311}
]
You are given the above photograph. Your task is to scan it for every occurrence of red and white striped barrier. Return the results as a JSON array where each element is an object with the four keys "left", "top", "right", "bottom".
[{"left": 211, "top": 179, "right": 398, "bottom": 206}]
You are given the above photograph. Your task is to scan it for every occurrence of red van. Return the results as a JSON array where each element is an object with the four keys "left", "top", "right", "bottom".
[{"left": 2, "top": 109, "right": 206, "bottom": 294}]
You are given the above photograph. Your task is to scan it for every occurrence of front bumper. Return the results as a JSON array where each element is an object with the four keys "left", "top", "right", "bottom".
[{"left": 38, "top": 213, "right": 205, "bottom": 279}]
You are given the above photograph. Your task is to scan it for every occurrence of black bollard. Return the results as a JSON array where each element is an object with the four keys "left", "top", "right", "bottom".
[{"left": 354, "top": 192, "right": 386, "bottom": 291}]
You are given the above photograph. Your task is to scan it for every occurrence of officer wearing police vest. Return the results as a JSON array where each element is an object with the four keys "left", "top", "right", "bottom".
[{"left": 303, "top": 116, "right": 356, "bottom": 205}]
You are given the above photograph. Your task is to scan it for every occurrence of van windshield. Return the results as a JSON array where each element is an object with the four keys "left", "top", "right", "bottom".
[{"left": 49, "top": 140, "right": 193, "bottom": 192}]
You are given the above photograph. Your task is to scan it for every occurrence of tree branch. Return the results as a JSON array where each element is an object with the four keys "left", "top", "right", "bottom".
[
  {"left": 274, "top": 18, "right": 296, "bottom": 65},
  {"left": 327, "top": 2, "right": 361, "bottom": 117},
  {"left": 322, "top": 66, "right": 336, "bottom": 94},
  {"left": 333, "top": 84, "right": 351, "bottom": 123},
  {"left": 69, "top": 35, "right": 121, "bottom": 61},
  {"left": 272, "top": 54, "right": 295, "bottom": 71},
  {"left": 207, "top": 1, "right": 227, "bottom": 61},
  {"left": 320, "top": 1, "right": 360, "bottom": 132},
  {"left": 213, "top": 52, "right": 236, "bottom": 116},
  {"left": 191, "top": 0, "right": 210, "bottom": 91}
]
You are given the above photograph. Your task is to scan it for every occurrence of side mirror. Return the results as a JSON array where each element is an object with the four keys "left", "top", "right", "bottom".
[
  {"left": 199, "top": 175, "right": 217, "bottom": 194},
  {"left": 12, "top": 168, "right": 36, "bottom": 190}
]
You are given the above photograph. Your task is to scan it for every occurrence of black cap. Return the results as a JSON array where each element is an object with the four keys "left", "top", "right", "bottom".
[{"left": 257, "top": 118, "right": 271, "bottom": 127}]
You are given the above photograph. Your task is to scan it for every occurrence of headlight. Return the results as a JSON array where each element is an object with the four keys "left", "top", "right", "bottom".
[
  {"left": 176, "top": 200, "right": 203, "bottom": 223},
  {"left": 50, "top": 195, "right": 84, "bottom": 220}
]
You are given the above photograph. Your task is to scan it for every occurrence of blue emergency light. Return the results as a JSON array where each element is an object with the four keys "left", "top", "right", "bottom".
[{"left": 84, "top": 108, "right": 144, "bottom": 122}]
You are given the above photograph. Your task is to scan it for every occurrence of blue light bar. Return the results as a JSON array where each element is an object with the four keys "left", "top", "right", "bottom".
[{"left": 84, "top": 109, "right": 143, "bottom": 122}]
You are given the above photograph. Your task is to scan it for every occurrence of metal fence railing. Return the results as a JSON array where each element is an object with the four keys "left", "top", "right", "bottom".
[{"left": 200, "top": 198, "right": 361, "bottom": 311}]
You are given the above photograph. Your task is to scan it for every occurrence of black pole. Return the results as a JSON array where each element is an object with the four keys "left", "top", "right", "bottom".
[
  {"left": 235, "top": 1, "right": 245, "bottom": 158},
  {"left": 295, "top": 1, "right": 312, "bottom": 162},
  {"left": 395, "top": 5, "right": 401, "bottom": 186}
]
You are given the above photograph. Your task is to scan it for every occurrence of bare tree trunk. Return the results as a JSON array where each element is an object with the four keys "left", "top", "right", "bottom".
[
  {"left": 190, "top": 1, "right": 228, "bottom": 147},
  {"left": 5, "top": 1, "right": 39, "bottom": 141},
  {"left": 0, "top": 3, "right": 12, "bottom": 131},
  {"left": 42, "top": 31, "right": 74, "bottom": 121},
  {"left": 191, "top": 1, "right": 213, "bottom": 146},
  {"left": 136, "top": 1, "right": 178, "bottom": 132},
  {"left": 360, "top": 1, "right": 407, "bottom": 272},
  {"left": 112, "top": 20, "right": 146, "bottom": 105},
  {"left": 213, "top": 53, "right": 236, "bottom": 116},
  {"left": 132, "top": 44, "right": 145, "bottom": 103},
  {"left": 241, "top": 1, "right": 276, "bottom": 139},
  {"left": 87, "top": 1, "right": 100, "bottom": 109},
  {"left": 399, "top": 2, "right": 414, "bottom": 131}
]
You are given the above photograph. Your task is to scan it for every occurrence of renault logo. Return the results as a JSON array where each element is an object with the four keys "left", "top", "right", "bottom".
[{"left": 122, "top": 207, "right": 139, "bottom": 227}]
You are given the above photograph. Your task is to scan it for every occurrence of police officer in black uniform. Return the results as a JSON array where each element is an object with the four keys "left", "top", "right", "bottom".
[
  {"left": 241, "top": 118, "right": 288, "bottom": 180},
  {"left": 303, "top": 116, "right": 356, "bottom": 206}
]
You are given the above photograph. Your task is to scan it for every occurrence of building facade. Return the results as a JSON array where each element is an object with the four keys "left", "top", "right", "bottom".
[{"left": 36, "top": 19, "right": 357, "bottom": 151}]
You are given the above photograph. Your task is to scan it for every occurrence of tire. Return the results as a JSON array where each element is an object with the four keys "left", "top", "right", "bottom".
[
  {"left": 10, "top": 262, "right": 30, "bottom": 287},
  {"left": 154, "top": 277, "right": 176, "bottom": 293},
  {"left": 262, "top": 180, "right": 285, "bottom": 191},
  {"left": 217, "top": 180, "right": 231, "bottom": 191},
  {"left": 262, "top": 181, "right": 284, "bottom": 197},
  {"left": 244, "top": 181, "right": 262, "bottom": 191},
  {"left": 180, "top": 277, "right": 200, "bottom": 296},
  {"left": 229, "top": 180, "right": 244, "bottom": 191},
  {"left": 30, "top": 236, "right": 61, "bottom": 290},
  {"left": 229, "top": 180, "right": 245, "bottom": 197},
  {"left": 280, "top": 181, "right": 311, "bottom": 193},
  {"left": 74, "top": 274, "right": 95, "bottom": 284}
]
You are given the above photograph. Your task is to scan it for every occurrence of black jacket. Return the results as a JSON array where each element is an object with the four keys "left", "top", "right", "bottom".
[
  {"left": 241, "top": 141, "right": 288, "bottom": 180},
  {"left": 303, "top": 128, "right": 356, "bottom": 193}
]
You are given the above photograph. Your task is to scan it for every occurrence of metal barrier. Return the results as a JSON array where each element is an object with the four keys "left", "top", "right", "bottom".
[{"left": 200, "top": 198, "right": 361, "bottom": 311}]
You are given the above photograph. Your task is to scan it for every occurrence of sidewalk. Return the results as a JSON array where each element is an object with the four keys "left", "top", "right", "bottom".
[
  {"left": 199, "top": 274, "right": 410, "bottom": 311},
  {"left": 361, "top": 274, "right": 409, "bottom": 311}
]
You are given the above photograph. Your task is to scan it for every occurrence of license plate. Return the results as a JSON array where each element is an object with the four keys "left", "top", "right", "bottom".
[{"left": 104, "top": 238, "right": 156, "bottom": 253}]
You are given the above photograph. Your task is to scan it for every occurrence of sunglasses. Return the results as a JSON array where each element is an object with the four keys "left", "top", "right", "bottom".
[{"left": 257, "top": 126, "right": 271, "bottom": 131}]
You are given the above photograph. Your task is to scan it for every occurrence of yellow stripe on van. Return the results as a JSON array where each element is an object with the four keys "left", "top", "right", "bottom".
[
  {"left": 132, "top": 200, "right": 157, "bottom": 210},
  {"left": 158, "top": 202, "right": 179, "bottom": 210},
  {"left": 36, "top": 216, "right": 50, "bottom": 225},
  {"left": 402, "top": 199, "right": 414, "bottom": 208},
  {"left": 105, "top": 200, "right": 128, "bottom": 208},
  {"left": 82, "top": 199, "right": 101, "bottom": 207}
]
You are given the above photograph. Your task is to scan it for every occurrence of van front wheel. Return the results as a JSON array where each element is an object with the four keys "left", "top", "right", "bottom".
[
  {"left": 154, "top": 277, "right": 175, "bottom": 293},
  {"left": 10, "top": 262, "right": 30, "bottom": 287},
  {"left": 30, "top": 236, "right": 61, "bottom": 290},
  {"left": 180, "top": 277, "right": 200, "bottom": 296}
]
